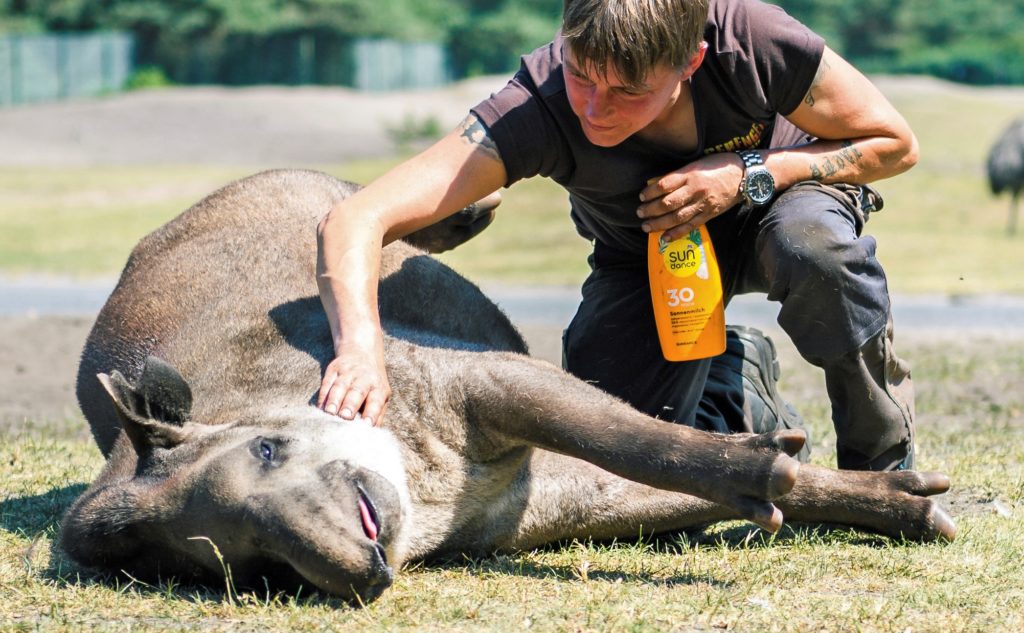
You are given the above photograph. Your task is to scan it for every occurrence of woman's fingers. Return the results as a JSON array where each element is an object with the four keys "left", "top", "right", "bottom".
[{"left": 318, "top": 358, "right": 391, "bottom": 424}]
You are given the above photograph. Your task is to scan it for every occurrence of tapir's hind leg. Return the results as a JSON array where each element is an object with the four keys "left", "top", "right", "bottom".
[
  {"left": 459, "top": 352, "right": 804, "bottom": 532},
  {"left": 779, "top": 466, "right": 956, "bottom": 541},
  {"left": 501, "top": 452, "right": 954, "bottom": 551}
]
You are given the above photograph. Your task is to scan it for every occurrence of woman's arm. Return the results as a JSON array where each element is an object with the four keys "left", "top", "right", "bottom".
[
  {"left": 315, "top": 115, "right": 507, "bottom": 423},
  {"left": 638, "top": 46, "right": 918, "bottom": 242},
  {"left": 761, "top": 45, "right": 919, "bottom": 189}
]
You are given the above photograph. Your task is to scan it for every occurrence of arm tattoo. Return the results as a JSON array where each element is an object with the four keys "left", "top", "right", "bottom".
[
  {"left": 809, "top": 140, "right": 865, "bottom": 181},
  {"left": 457, "top": 115, "right": 502, "bottom": 163},
  {"left": 802, "top": 56, "right": 832, "bottom": 107}
]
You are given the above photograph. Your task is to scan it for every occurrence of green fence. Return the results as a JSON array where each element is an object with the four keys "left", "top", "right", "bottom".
[
  {"left": 351, "top": 39, "right": 449, "bottom": 91},
  {"left": 171, "top": 34, "right": 450, "bottom": 91},
  {"left": 0, "top": 32, "right": 134, "bottom": 106},
  {"left": 0, "top": 31, "right": 449, "bottom": 107}
]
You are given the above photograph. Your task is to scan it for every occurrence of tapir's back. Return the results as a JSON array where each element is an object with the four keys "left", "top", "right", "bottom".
[{"left": 77, "top": 169, "right": 525, "bottom": 455}]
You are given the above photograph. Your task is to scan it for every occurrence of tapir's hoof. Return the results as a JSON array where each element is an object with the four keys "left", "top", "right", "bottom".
[
  {"left": 757, "top": 504, "right": 785, "bottom": 533},
  {"left": 401, "top": 192, "right": 500, "bottom": 253},
  {"left": 732, "top": 497, "right": 785, "bottom": 533},
  {"left": 929, "top": 504, "right": 957, "bottom": 542},
  {"left": 767, "top": 452, "right": 800, "bottom": 499},
  {"left": 774, "top": 429, "right": 806, "bottom": 459},
  {"left": 743, "top": 429, "right": 806, "bottom": 458},
  {"left": 917, "top": 471, "right": 951, "bottom": 496},
  {"left": 470, "top": 191, "right": 502, "bottom": 214}
]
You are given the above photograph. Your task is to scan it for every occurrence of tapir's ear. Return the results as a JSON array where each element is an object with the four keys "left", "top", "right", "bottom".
[{"left": 98, "top": 356, "right": 193, "bottom": 454}]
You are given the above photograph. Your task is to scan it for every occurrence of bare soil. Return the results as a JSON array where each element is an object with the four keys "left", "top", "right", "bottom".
[{"left": 0, "top": 316, "right": 94, "bottom": 437}]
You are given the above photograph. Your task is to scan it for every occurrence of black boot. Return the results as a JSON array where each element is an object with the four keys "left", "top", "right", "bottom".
[{"left": 723, "top": 325, "right": 812, "bottom": 463}]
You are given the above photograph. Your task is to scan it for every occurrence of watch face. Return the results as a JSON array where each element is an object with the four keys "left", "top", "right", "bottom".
[{"left": 746, "top": 169, "right": 775, "bottom": 205}]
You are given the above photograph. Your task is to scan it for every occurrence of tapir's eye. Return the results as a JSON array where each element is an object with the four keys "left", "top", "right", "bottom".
[
  {"left": 252, "top": 437, "right": 279, "bottom": 465},
  {"left": 259, "top": 441, "right": 274, "bottom": 461}
]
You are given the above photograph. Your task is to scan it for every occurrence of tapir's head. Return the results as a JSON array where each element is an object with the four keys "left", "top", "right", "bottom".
[{"left": 61, "top": 356, "right": 411, "bottom": 604}]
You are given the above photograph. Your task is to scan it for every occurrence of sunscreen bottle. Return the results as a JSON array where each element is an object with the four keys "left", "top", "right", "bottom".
[{"left": 647, "top": 226, "right": 726, "bottom": 361}]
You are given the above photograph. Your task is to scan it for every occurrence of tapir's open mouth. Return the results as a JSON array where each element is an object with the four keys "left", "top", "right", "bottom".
[{"left": 356, "top": 484, "right": 381, "bottom": 542}]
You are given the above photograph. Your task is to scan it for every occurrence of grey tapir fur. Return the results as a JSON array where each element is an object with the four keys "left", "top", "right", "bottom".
[{"left": 61, "top": 169, "right": 955, "bottom": 603}]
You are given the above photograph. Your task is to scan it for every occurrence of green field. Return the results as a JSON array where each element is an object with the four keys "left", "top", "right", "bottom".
[{"left": 1, "top": 79, "right": 1023, "bottom": 292}]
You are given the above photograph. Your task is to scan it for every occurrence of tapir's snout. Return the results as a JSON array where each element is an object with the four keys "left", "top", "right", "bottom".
[
  {"left": 228, "top": 457, "right": 406, "bottom": 600},
  {"left": 356, "top": 543, "right": 394, "bottom": 604},
  {"left": 292, "top": 513, "right": 391, "bottom": 598},
  {"left": 280, "top": 536, "right": 394, "bottom": 603},
  {"left": 226, "top": 534, "right": 393, "bottom": 603}
]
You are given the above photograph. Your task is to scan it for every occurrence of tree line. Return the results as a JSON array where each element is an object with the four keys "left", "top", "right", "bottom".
[
  {"left": 2, "top": 0, "right": 1022, "bottom": 85},
  {"left": 779, "top": 0, "right": 1024, "bottom": 85}
]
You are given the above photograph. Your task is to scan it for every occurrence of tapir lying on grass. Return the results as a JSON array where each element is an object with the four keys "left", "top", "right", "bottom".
[{"left": 61, "top": 169, "right": 956, "bottom": 604}]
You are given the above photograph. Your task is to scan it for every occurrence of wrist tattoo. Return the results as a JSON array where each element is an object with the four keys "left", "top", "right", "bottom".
[
  {"left": 458, "top": 115, "right": 502, "bottom": 162},
  {"left": 809, "top": 140, "right": 864, "bottom": 181}
]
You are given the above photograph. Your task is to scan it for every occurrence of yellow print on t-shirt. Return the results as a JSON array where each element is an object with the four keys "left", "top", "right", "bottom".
[{"left": 703, "top": 122, "right": 767, "bottom": 155}]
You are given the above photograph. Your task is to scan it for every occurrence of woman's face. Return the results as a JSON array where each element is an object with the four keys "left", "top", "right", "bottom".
[{"left": 562, "top": 46, "right": 693, "bottom": 147}]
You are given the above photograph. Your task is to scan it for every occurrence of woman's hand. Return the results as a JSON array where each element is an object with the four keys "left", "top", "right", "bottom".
[
  {"left": 634, "top": 46, "right": 919, "bottom": 244},
  {"left": 314, "top": 114, "right": 508, "bottom": 426},
  {"left": 636, "top": 151, "right": 745, "bottom": 242},
  {"left": 316, "top": 337, "right": 391, "bottom": 425}
]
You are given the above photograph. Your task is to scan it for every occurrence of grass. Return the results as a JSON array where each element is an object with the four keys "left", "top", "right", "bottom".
[
  {"left": 866, "top": 79, "right": 1024, "bottom": 295},
  {"left": 1, "top": 335, "right": 1022, "bottom": 631},
  {"left": 2, "top": 79, "right": 1022, "bottom": 291},
  {"left": 0, "top": 166, "right": 253, "bottom": 276}
]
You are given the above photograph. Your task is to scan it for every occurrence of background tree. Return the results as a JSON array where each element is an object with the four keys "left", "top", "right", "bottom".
[{"left": 2, "top": 0, "right": 1024, "bottom": 85}]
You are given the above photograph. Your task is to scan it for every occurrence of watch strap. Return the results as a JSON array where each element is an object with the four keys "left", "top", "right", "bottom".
[
  {"left": 736, "top": 149, "right": 774, "bottom": 207},
  {"left": 738, "top": 150, "right": 764, "bottom": 169}
]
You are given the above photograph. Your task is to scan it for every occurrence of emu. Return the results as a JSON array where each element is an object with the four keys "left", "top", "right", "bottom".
[{"left": 986, "top": 117, "right": 1024, "bottom": 236}]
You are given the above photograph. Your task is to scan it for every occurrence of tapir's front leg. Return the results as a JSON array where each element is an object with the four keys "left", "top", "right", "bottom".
[{"left": 460, "top": 352, "right": 806, "bottom": 532}]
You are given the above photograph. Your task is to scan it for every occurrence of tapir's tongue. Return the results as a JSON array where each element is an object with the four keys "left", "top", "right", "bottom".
[{"left": 358, "top": 496, "right": 379, "bottom": 542}]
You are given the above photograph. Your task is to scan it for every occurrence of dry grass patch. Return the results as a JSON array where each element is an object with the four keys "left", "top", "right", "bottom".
[{"left": 2, "top": 335, "right": 1022, "bottom": 631}]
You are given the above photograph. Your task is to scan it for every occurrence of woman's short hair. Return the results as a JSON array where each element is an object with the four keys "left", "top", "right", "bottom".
[{"left": 562, "top": 0, "right": 709, "bottom": 87}]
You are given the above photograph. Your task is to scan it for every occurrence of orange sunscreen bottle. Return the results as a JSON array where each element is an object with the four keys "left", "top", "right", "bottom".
[{"left": 647, "top": 226, "right": 726, "bottom": 361}]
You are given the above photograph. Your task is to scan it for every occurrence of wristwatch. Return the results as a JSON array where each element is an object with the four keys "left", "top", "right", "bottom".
[{"left": 737, "top": 150, "right": 776, "bottom": 206}]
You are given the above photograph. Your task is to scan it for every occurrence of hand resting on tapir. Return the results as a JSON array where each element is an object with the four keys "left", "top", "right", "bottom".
[{"left": 61, "top": 170, "right": 955, "bottom": 604}]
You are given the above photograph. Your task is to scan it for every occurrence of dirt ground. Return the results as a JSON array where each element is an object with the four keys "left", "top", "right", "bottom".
[
  {"left": 0, "top": 316, "right": 93, "bottom": 436},
  {"left": 0, "top": 78, "right": 508, "bottom": 167},
  {"left": 0, "top": 316, "right": 87, "bottom": 435}
]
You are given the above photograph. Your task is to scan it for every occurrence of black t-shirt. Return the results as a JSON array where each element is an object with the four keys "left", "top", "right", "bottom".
[{"left": 471, "top": 0, "right": 825, "bottom": 255}]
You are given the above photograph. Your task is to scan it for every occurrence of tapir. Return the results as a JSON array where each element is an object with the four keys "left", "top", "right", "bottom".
[{"left": 61, "top": 169, "right": 955, "bottom": 604}]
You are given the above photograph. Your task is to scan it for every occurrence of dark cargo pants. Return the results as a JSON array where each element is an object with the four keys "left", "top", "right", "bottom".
[{"left": 562, "top": 181, "right": 914, "bottom": 471}]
